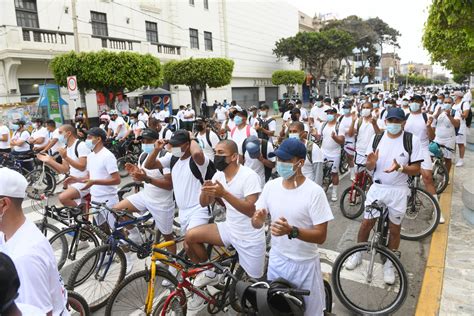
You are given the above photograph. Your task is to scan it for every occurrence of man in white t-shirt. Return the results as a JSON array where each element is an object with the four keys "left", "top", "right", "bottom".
[
  {"left": 248, "top": 105, "right": 259, "bottom": 127},
  {"left": 108, "top": 110, "right": 128, "bottom": 140},
  {"left": 182, "top": 105, "right": 196, "bottom": 131},
  {"left": 186, "top": 139, "right": 266, "bottom": 286},
  {"left": 339, "top": 102, "right": 357, "bottom": 179},
  {"left": 229, "top": 108, "right": 258, "bottom": 159},
  {"left": 213, "top": 103, "right": 228, "bottom": 123},
  {"left": 137, "top": 107, "right": 149, "bottom": 124},
  {"left": 10, "top": 121, "right": 33, "bottom": 171},
  {"left": 346, "top": 108, "right": 424, "bottom": 285},
  {"left": 242, "top": 135, "right": 276, "bottom": 188},
  {"left": 0, "top": 168, "right": 69, "bottom": 316},
  {"left": 29, "top": 118, "right": 49, "bottom": 152},
  {"left": 295, "top": 99, "right": 309, "bottom": 122},
  {"left": 0, "top": 120, "right": 11, "bottom": 154},
  {"left": 452, "top": 91, "right": 470, "bottom": 167},
  {"left": 252, "top": 138, "right": 333, "bottom": 316},
  {"left": 318, "top": 107, "right": 345, "bottom": 201},
  {"left": 40, "top": 120, "right": 61, "bottom": 157},
  {"left": 116, "top": 95, "right": 130, "bottom": 115},
  {"left": 254, "top": 104, "right": 277, "bottom": 144},
  {"left": 309, "top": 96, "right": 330, "bottom": 131},
  {"left": 125, "top": 112, "right": 146, "bottom": 140},
  {"left": 194, "top": 117, "right": 220, "bottom": 161}
]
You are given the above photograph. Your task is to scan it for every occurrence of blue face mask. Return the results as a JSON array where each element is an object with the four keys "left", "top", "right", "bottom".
[
  {"left": 409, "top": 103, "right": 420, "bottom": 112},
  {"left": 10, "top": 124, "right": 19, "bottom": 131},
  {"left": 288, "top": 133, "right": 300, "bottom": 139},
  {"left": 386, "top": 123, "right": 402, "bottom": 135},
  {"left": 57, "top": 133, "right": 66, "bottom": 145},
  {"left": 234, "top": 116, "right": 243, "bottom": 125},
  {"left": 342, "top": 108, "right": 350, "bottom": 115},
  {"left": 327, "top": 114, "right": 335, "bottom": 122},
  {"left": 373, "top": 103, "right": 380, "bottom": 108},
  {"left": 85, "top": 139, "right": 96, "bottom": 151},
  {"left": 276, "top": 161, "right": 296, "bottom": 179},
  {"left": 443, "top": 103, "right": 452, "bottom": 110},
  {"left": 141, "top": 143, "right": 154, "bottom": 154}
]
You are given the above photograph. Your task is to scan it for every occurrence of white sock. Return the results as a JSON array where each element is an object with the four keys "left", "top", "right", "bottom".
[
  {"left": 128, "top": 227, "right": 141, "bottom": 239},
  {"left": 332, "top": 185, "right": 338, "bottom": 195}
]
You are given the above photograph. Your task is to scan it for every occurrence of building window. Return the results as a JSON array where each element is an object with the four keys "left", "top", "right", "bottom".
[
  {"left": 91, "top": 11, "right": 108, "bottom": 37},
  {"left": 15, "top": 0, "right": 39, "bottom": 28},
  {"left": 204, "top": 31, "right": 213, "bottom": 51},
  {"left": 189, "top": 0, "right": 194, "bottom": 6},
  {"left": 145, "top": 21, "right": 158, "bottom": 43},
  {"left": 189, "top": 28, "right": 199, "bottom": 49},
  {"left": 204, "top": 0, "right": 209, "bottom": 9}
]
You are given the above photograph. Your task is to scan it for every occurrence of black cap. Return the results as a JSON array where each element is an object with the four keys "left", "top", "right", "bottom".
[
  {"left": 169, "top": 129, "right": 190, "bottom": 146},
  {"left": 138, "top": 128, "right": 159, "bottom": 140},
  {"left": 236, "top": 108, "right": 248, "bottom": 117},
  {"left": 323, "top": 97, "right": 332, "bottom": 103},
  {"left": 372, "top": 97, "right": 380, "bottom": 103},
  {"left": 386, "top": 108, "right": 406, "bottom": 120},
  {"left": 34, "top": 118, "right": 43, "bottom": 123},
  {"left": 315, "top": 95, "right": 323, "bottom": 101},
  {"left": 411, "top": 95, "right": 424, "bottom": 103},
  {"left": 0, "top": 253, "right": 20, "bottom": 313},
  {"left": 195, "top": 116, "right": 207, "bottom": 123},
  {"left": 325, "top": 107, "right": 338, "bottom": 113},
  {"left": 87, "top": 127, "right": 107, "bottom": 141}
]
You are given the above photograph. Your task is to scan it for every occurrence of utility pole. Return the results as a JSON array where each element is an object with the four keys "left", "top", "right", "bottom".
[{"left": 71, "top": 0, "right": 80, "bottom": 52}]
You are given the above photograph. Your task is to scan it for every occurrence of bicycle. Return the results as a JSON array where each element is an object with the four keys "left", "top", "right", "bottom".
[
  {"left": 116, "top": 137, "right": 142, "bottom": 178},
  {"left": 321, "top": 159, "right": 334, "bottom": 192},
  {"left": 66, "top": 202, "right": 156, "bottom": 311},
  {"left": 0, "top": 152, "right": 30, "bottom": 175},
  {"left": 339, "top": 147, "right": 349, "bottom": 174},
  {"left": 429, "top": 142, "right": 452, "bottom": 195},
  {"left": 340, "top": 163, "right": 373, "bottom": 219},
  {"left": 67, "top": 290, "right": 90, "bottom": 316},
  {"left": 332, "top": 200, "right": 408, "bottom": 315},
  {"left": 24, "top": 157, "right": 58, "bottom": 200}
]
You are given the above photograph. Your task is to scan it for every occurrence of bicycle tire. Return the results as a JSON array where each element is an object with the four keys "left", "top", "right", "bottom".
[
  {"left": 340, "top": 185, "right": 366, "bottom": 219},
  {"left": 154, "top": 293, "right": 187, "bottom": 316},
  {"left": 105, "top": 267, "right": 178, "bottom": 316},
  {"left": 432, "top": 159, "right": 449, "bottom": 195},
  {"left": 35, "top": 221, "right": 61, "bottom": 238},
  {"left": 401, "top": 187, "right": 440, "bottom": 241},
  {"left": 49, "top": 227, "right": 100, "bottom": 271},
  {"left": 339, "top": 150, "right": 349, "bottom": 174},
  {"left": 324, "top": 279, "right": 333, "bottom": 313},
  {"left": 67, "top": 290, "right": 91, "bottom": 316},
  {"left": 117, "top": 157, "right": 130, "bottom": 178},
  {"left": 118, "top": 182, "right": 143, "bottom": 201},
  {"left": 67, "top": 244, "right": 127, "bottom": 312},
  {"left": 331, "top": 243, "right": 408, "bottom": 315},
  {"left": 25, "top": 169, "right": 57, "bottom": 200}
]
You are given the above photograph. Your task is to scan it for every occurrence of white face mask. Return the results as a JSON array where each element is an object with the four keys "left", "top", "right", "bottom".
[
  {"left": 171, "top": 147, "right": 184, "bottom": 158},
  {"left": 361, "top": 109, "right": 372, "bottom": 117}
]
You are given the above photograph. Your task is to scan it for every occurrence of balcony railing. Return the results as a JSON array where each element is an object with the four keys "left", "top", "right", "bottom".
[
  {"left": 92, "top": 35, "right": 140, "bottom": 51},
  {"left": 152, "top": 43, "right": 181, "bottom": 55},
  {"left": 22, "top": 28, "right": 73, "bottom": 44}
]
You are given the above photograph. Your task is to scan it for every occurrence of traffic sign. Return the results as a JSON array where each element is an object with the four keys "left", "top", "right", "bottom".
[{"left": 67, "top": 76, "right": 79, "bottom": 100}]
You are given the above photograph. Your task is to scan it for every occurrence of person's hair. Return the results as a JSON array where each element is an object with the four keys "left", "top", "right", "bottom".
[
  {"left": 260, "top": 104, "right": 269, "bottom": 110},
  {"left": 444, "top": 97, "right": 453, "bottom": 103},
  {"left": 0, "top": 196, "right": 23, "bottom": 208},
  {"left": 362, "top": 101, "right": 373, "bottom": 108},
  {"left": 46, "top": 119, "right": 56, "bottom": 127},
  {"left": 237, "top": 111, "right": 248, "bottom": 118},
  {"left": 218, "top": 139, "right": 238, "bottom": 155},
  {"left": 130, "top": 112, "right": 138, "bottom": 118},
  {"left": 290, "top": 121, "right": 305, "bottom": 132},
  {"left": 62, "top": 124, "right": 76, "bottom": 136}
]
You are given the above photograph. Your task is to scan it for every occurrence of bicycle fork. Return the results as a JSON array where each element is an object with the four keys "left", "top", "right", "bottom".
[{"left": 366, "top": 233, "right": 380, "bottom": 283}]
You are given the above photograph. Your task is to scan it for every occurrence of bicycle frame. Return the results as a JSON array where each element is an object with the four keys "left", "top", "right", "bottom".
[{"left": 365, "top": 201, "right": 390, "bottom": 283}]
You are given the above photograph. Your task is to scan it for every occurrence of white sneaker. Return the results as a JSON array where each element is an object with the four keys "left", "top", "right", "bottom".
[
  {"left": 456, "top": 159, "right": 464, "bottom": 167},
  {"left": 162, "top": 266, "right": 178, "bottom": 287},
  {"left": 345, "top": 252, "right": 362, "bottom": 270},
  {"left": 331, "top": 190, "right": 338, "bottom": 202},
  {"left": 383, "top": 261, "right": 396, "bottom": 285},
  {"left": 187, "top": 294, "right": 207, "bottom": 311},
  {"left": 125, "top": 252, "right": 135, "bottom": 275},
  {"left": 350, "top": 168, "right": 356, "bottom": 181},
  {"left": 439, "top": 212, "right": 445, "bottom": 224},
  {"left": 193, "top": 270, "right": 218, "bottom": 287}
]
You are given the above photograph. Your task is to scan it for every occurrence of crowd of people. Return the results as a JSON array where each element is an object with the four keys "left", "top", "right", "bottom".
[{"left": 0, "top": 86, "right": 472, "bottom": 315}]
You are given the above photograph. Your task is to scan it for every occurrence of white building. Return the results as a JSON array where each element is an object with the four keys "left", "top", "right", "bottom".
[{"left": 0, "top": 0, "right": 298, "bottom": 119}]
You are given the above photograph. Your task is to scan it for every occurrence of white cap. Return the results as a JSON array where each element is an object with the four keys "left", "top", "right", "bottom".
[{"left": 0, "top": 168, "right": 27, "bottom": 199}]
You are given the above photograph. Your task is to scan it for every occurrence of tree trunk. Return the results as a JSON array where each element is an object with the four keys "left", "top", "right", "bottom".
[
  {"left": 345, "top": 58, "right": 351, "bottom": 94},
  {"left": 190, "top": 88, "right": 203, "bottom": 115}
]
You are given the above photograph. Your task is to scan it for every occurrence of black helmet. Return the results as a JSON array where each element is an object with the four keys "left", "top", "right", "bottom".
[{"left": 267, "top": 278, "right": 306, "bottom": 316}]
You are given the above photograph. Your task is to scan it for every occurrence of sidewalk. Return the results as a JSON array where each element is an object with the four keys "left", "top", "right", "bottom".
[{"left": 439, "top": 149, "right": 474, "bottom": 315}]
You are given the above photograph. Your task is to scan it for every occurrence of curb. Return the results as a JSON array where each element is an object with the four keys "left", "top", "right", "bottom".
[{"left": 415, "top": 167, "right": 455, "bottom": 315}]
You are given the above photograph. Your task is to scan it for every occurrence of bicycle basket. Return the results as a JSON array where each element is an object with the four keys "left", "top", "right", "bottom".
[{"left": 428, "top": 142, "right": 443, "bottom": 158}]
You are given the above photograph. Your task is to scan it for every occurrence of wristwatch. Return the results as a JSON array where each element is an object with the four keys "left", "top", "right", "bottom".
[
  {"left": 144, "top": 176, "right": 152, "bottom": 184},
  {"left": 288, "top": 226, "right": 299, "bottom": 239}
]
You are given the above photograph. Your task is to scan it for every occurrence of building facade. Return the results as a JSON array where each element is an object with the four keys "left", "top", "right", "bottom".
[
  {"left": 400, "top": 62, "right": 433, "bottom": 79},
  {"left": 380, "top": 52, "right": 401, "bottom": 82},
  {"left": 0, "top": 0, "right": 299, "bottom": 119}
]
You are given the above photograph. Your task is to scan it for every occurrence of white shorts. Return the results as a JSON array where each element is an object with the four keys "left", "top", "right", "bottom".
[
  {"left": 216, "top": 221, "right": 266, "bottom": 278},
  {"left": 456, "top": 132, "right": 466, "bottom": 145},
  {"left": 180, "top": 206, "right": 210, "bottom": 235},
  {"left": 93, "top": 195, "right": 119, "bottom": 228},
  {"left": 355, "top": 152, "right": 367, "bottom": 166},
  {"left": 344, "top": 142, "right": 355, "bottom": 156},
  {"left": 70, "top": 182, "right": 90, "bottom": 206},
  {"left": 127, "top": 192, "right": 175, "bottom": 235},
  {"left": 267, "top": 252, "right": 326, "bottom": 316},
  {"left": 436, "top": 139, "right": 456, "bottom": 160},
  {"left": 421, "top": 147, "right": 433, "bottom": 171},
  {"left": 364, "top": 183, "right": 410, "bottom": 225},
  {"left": 323, "top": 154, "right": 340, "bottom": 174}
]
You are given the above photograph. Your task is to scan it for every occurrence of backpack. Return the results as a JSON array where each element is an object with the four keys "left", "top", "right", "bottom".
[
  {"left": 170, "top": 155, "right": 216, "bottom": 185},
  {"left": 195, "top": 129, "right": 213, "bottom": 148},
  {"left": 160, "top": 127, "right": 171, "bottom": 139},
  {"left": 405, "top": 112, "right": 428, "bottom": 123},
  {"left": 306, "top": 140, "right": 315, "bottom": 164},
  {"left": 372, "top": 131, "right": 413, "bottom": 163},
  {"left": 256, "top": 118, "right": 275, "bottom": 140},
  {"left": 450, "top": 109, "right": 461, "bottom": 136},
  {"left": 65, "top": 140, "right": 83, "bottom": 158},
  {"left": 231, "top": 125, "right": 251, "bottom": 138},
  {"left": 242, "top": 138, "right": 272, "bottom": 182},
  {"left": 463, "top": 101, "right": 472, "bottom": 128}
]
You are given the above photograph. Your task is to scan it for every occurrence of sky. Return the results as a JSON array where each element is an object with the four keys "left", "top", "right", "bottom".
[{"left": 291, "top": 0, "right": 446, "bottom": 73}]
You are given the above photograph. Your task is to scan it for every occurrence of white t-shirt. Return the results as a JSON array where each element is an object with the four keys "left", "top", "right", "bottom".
[
  {"left": 302, "top": 140, "right": 324, "bottom": 182},
  {"left": 453, "top": 101, "right": 470, "bottom": 134},
  {"left": 108, "top": 117, "right": 128, "bottom": 138},
  {"left": 67, "top": 139, "right": 90, "bottom": 178},
  {"left": 183, "top": 109, "right": 195, "bottom": 122},
  {"left": 249, "top": 115, "right": 259, "bottom": 128},
  {"left": 17, "top": 303, "right": 45, "bottom": 315},
  {"left": 196, "top": 130, "right": 220, "bottom": 161},
  {"left": 212, "top": 166, "right": 263, "bottom": 239},
  {"left": 355, "top": 118, "right": 376, "bottom": 156},
  {"left": 0, "top": 125, "right": 10, "bottom": 149},
  {"left": 86, "top": 147, "right": 118, "bottom": 198},
  {"left": 405, "top": 113, "right": 429, "bottom": 147},
  {"left": 320, "top": 122, "right": 344, "bottom": 157},
  {"left": 138, "top": 112, "right": 149, "bottom": 123},
  {"left": 338, "top": 115, "right": 354, "bottom": 143},
  {"left": 12, "top": 130, "right": 30, "bottom": 152},
  {"left": 158, "top": 127, "right": 173, "bottom": 140},
  {"left": 310, "top": 105, "right": 330, "bottom": 130},
  {"left": 49, "top": 129, "right": 61, "bottom": 154},
  {"left": 282, "top": 110, "right": 292, "bottom": 122},
  {"left": 230, "top": 125, "right": 258, "bottom": 155},
  {"left": 244, "top": 140, "right": 276, "bottom": 187},
  {"left": 159, "top": 153, "right": 209, "bottom": 211},
  {"left": 256, "top": 178, "right": 334, "bottom": 261},
  {"left": 432, "top": 110, "right": 461, "bottom": 145},
  {"left": 0, "top": 220, "right": 68, "bottom": 316},
  {"left": 137, "top": 152, "right": 174, "bottom": 210},
  {"left": 157, "top": 110, "right": 170, "bottom": 121},
  {"left": 215, "top": 107, "right": 227, "bottom": 122},
  {"left": 177, "top": 110, "right": 185, "bottom": 122},
  {"left": 31, "top": 127, "right": 49, "bottom": 149},
  {"left": 131, "top": 120, "right": 146, "bottom": 134},
  {"left": 299, "top": 107, "right": 309, "bottom": 121},
  {"left": 366, "top": 132, "right": 424, "bottom": 186}
]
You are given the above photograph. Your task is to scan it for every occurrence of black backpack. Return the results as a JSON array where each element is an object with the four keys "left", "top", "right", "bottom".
[
  {"left": 405, "top": 112, "right": 428, "bottom": 123},
  {"left": 256, "top": 118, "right": 275, "bottom": 140},
  {"left": 462, "top": 101, "right": 472, "bottom": 128},
  {"left": 242, "top": 138, "right": 272, "bottom": 182},
  {"left": 372, "top": 131, "right": 413, "bottom": 163},
  {"left": 65, "top": 140, "right": 83, "bottom": 158},
  {"left": 195, "top": 129, "right": 213, "bottom": 148},
  {"left": 170, "top": 155, "right": 216, "bottom": 185}
]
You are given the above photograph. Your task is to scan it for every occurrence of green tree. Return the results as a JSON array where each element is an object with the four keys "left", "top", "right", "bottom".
[
  {"left": 452, "top": 72, "right": 468, "bottom": 84},
  {"left": 271, "top": 70, "right": 305, "bottom": 97},
  {"left": 163, "top": 58, "right": 234, "bottom": 113},
  {"left": 50, "top": 51, "right": 162, "bottom": 107},
  {"left": 423, "top": 0, "right": 474, "bottom": 74}
]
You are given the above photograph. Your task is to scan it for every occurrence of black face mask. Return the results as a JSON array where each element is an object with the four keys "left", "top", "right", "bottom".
[
  {"left": 229, "top": 112, "right": 235, "bottom": 119},
  {"left": 214, "top": 155, "right": 230, "bottom": 171},
  {"left": 195, "top": 124, "right": 205, "bottom": 132}
]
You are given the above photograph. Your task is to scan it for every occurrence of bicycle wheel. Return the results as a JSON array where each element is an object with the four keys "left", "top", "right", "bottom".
[
  {"left": 35, "top": 221, "right": 61, "bottom": 239},
  {"left": 117, "top": 157, "right": 130, "bottom": 178},
  {"left": 67, "top": 290, "right": 91, "bottom": 316},
  {"left": 324, "top": 279, "right": 333, "bottom": 313},
  {"left": 118, "top": 182, "right": 143, "bottom": 201},
  {"left": 340, "top": 185, "right": 366, "bottom": 219},
  {"left": 331, "top": 243, "right": 408, "bottom": 315},
  {"left": 49, "top": 227, "right": 100, "bottom": 271},
  {"left": 67, "top": 244, "right": 127, "bottom": 311},
  {"left": 432, "top": 159, "right": 449, "bottom": 194},
  {"left": 401, "top": 187, "right": 440, "bottom": 241},
  {"left": 25, "top": 169, "right": 57, "bottom": 199},
  {"left": 105, "top": 267, "right": 178, "bottom": 316},
  {"left": 339, "top": 150, "right": 349, "bottom": 174},
  {"left": 154, "top": 293, "right": 187, "bottom": 316}
]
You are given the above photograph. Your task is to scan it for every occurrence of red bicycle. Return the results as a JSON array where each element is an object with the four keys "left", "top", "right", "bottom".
[{"left": 340, "top": 162, "right": 373, "bottom": 219}]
